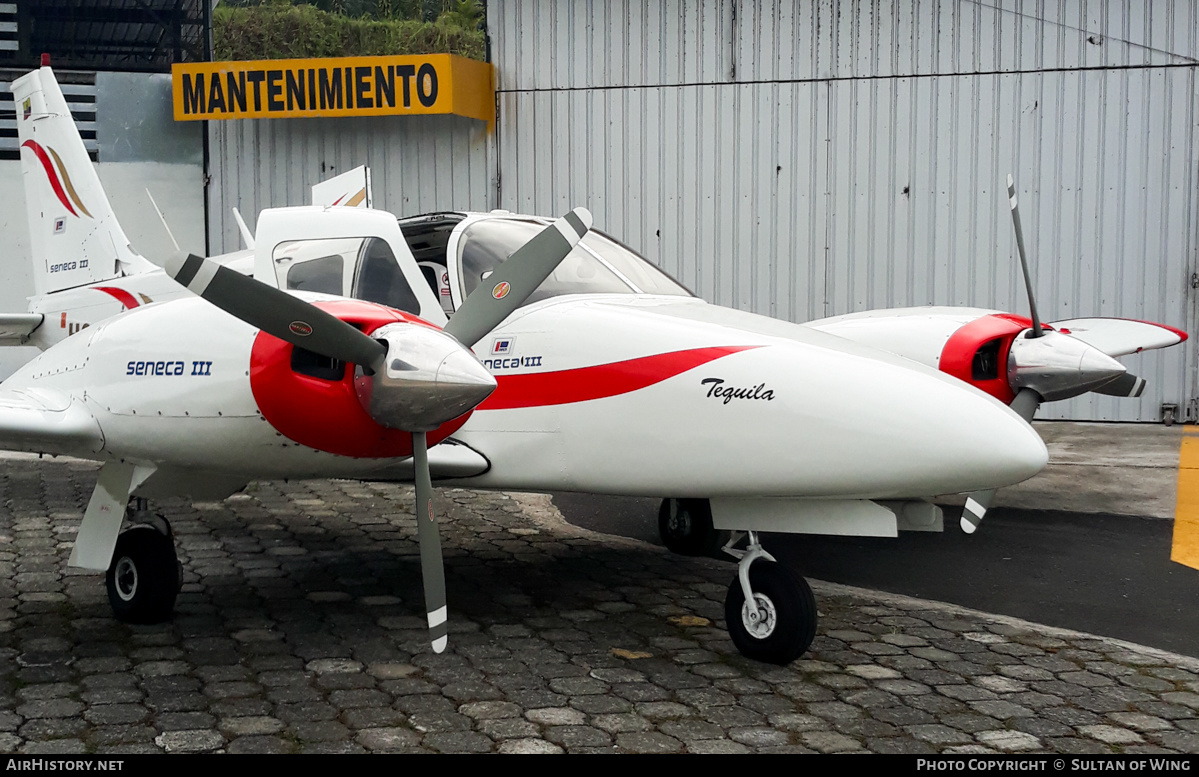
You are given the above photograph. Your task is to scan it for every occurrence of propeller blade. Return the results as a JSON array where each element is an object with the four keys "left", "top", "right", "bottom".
[
  {"left": 960, "top": 388, "right": 1041, "bottom": 534},
  {"left": 1007, "top": 174, "right": 1043, "bottom": 337},
  {"left": 444, "top": 207, "right": 592, "bottom": 348},
  {"left": 164, "top": 252, "right": 386, "bottom": 371},
  {"left": 1093, "top": 372, "right": 1146, "bottom": 398},
  {"left": 412, "top": 431, "right": 448, "bottom": 653},
  {"left": 960, "top": 490, "right": 995, "bottom": 535}
]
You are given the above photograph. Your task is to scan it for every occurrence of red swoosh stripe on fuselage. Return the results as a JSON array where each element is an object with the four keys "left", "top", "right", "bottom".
[
  {"left": 479, "top": 346, "right": 760, "bottom": 411},
  {"left": 94, "top": 287, "right": 141, "bottom": 310},
  {"left": 21, "top": 140, "right": 77, "bottom": 216}
]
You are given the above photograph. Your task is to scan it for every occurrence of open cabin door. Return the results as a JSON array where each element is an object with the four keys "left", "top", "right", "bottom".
[{"left": 253, "top": 206, "right": 446, "bottom": 327}]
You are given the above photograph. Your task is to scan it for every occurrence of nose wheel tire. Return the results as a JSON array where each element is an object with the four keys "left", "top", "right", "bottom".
[
  {"left": 724, "top": 563, "right": 817, "bottom": 665},
  {"left": 658, "top": 498, "right": 730, "bottom": 558},
  {"left": 106, "top": 525, "right": 181, "bottom": 624}
]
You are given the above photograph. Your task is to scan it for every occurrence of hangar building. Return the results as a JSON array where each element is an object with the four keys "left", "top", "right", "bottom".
[{"left": 3, "top": 1, "right": 1197, "bottom": 423}]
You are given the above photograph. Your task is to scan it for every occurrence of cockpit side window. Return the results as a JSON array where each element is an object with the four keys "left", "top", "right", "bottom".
[
  {"left": 273, "top": 237, "right": 420, "bottom": 315},
  {"left": 352, "top": 237, "right": 420, "bottom": 314},
  {"left": 284, "top": 254, "right": 343, "bottom": 295},
  {"left": 273, "top": 237, "right": 360, "bottom": 295}
]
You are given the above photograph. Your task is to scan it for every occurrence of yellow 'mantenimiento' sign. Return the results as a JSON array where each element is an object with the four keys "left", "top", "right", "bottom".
[{"left": 171, "top": 54, "right": 493, "bottom": 123}]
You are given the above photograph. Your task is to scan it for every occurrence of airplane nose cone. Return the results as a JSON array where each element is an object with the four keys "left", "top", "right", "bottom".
[
  {"left": 885, "top": 369, "right": 1048, "bottom": 495},
  {"left": 1009, "top": 330, "right": 1126, "bottom": 402},
  {"left": 950, "top": 393, "right": 1049, "bottom": 489},
  {"left": 774, "top": 338, "right": 1049, "bottom": 498},
  {"left": 434, "top": 345, "right": 499, "bottom": 406}
]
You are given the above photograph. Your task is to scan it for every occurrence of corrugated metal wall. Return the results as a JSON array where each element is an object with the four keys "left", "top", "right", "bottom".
[
  {"left": 207, "top": 113, "right": 495, "bottom": 254},
  {"left": 208, "top": 1, "right": 1198, "bottom": 421},
  {"left": 489, "top": 0, "right": 1199, "bottom": 422}
]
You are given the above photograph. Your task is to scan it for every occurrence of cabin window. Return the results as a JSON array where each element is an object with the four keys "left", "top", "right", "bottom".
[
  {"left": 271, "top": 237, "right": 419, "bottom": 315},
  {"left": 351, "top": 238, "right": 420, "bottom": 314}
]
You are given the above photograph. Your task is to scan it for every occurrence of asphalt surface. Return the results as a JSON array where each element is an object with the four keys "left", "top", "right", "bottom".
[
  {"left": 1, "top": 448, "right": 1198, "bottom": 754},
  {"left": 551, "top": 496, "right": 1199, "bottom": 659},
  {"left": 552, "top": 420, "right": 1199, "bottom": 657}
]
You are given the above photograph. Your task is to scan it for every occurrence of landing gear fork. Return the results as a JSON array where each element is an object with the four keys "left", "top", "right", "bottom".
[{"left": 722, "top": 530, "right": 818, "bottom": 665}]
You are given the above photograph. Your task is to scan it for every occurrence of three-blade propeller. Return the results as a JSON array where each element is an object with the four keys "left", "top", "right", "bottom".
[{"left": 163, "top": 207, "right": 593, "bottom": 651}]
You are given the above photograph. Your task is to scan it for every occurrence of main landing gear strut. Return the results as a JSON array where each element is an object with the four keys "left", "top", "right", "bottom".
[
  {"left": 658, "top": 497, "right": 730, "bottom": 558},
  {"left": 105, "top": 499, "right": 182, "bottom": 624},
  {"left": 659, "top": 498, "right": 817, "bottom": 664}
]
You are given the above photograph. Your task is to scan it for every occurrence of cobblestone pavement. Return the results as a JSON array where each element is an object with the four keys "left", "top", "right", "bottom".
[{"left": 2, "top": 456, "right": 1198, "bottom": 754}]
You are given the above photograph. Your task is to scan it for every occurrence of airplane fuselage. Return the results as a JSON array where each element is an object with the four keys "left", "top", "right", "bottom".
[{"left": 3, "top": 291, "right": 1047, "bottom": 502}]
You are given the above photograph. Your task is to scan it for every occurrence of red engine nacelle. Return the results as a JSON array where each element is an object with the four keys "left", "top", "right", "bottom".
[
  {"left": 938, "top": 313, "right": 1047, "bottom": 404},
  {"left": 249, "top": 299, "right": 471, "bottom": 458}
]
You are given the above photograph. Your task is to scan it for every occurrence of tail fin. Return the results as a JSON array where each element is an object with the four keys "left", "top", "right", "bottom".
[{"left": 13, "top": 67, "right": 155, "bottom": 296}]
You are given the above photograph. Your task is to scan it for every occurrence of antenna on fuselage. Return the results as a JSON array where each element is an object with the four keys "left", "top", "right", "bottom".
[
  {"left": 145, "top": 189, "right": 180, "bottom": 252},
  {"left": 232, "top": 207, "right": 256, "bottom": 249}
]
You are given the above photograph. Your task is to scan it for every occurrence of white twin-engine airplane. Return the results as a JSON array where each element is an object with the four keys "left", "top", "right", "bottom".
[{"left": 0, "top": 64, "right": 1119, "bottom": 666}]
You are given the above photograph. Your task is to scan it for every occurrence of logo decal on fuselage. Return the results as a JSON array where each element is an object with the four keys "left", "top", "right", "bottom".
[
  {"left": 126, "top": 360, "right": 212, "bottom": 377},
  {"left": 701, "top": 377, "right": 775, "bottom": 405},
  {"left": 21, "top": 140, "right": 92, "bottom": 218},
  {"left": 484, "top": 355, "right": 543, "bottom": 371}
]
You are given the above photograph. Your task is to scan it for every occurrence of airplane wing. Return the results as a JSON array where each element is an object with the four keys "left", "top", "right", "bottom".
[
  {"left": 0, "top": 313, "right": 44, "bottom": 345},
  {"left": 0, "top": 386, "right": 103, "bottom": 454},
  {"left": 1051, "top": 318, "right": 1188, "bottom": 358}
]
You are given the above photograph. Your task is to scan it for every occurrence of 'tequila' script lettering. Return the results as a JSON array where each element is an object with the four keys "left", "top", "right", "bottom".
[{"left": 701, "top": 378, "right": 775, "bottom": 405}]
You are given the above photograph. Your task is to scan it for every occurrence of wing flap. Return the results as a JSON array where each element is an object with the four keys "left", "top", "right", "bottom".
[
  {"left": 1051, "top": 318, "right": 1188, "bottom": 358},
  {"left": 0, "top": 387, "right": 103, "bottom": 454}
]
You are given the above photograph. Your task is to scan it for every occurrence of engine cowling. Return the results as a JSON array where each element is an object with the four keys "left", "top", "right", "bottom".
[{"left": 249, "top": 299, "right": 479, "bottom": 458}]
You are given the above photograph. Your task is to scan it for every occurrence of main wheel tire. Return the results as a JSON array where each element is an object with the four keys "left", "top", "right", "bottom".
[
  {"left": 724, "top": 563, "right": 817, "bottom": 665},
  {"left": 658, "top": 498, "right": 729, "bottom": 557},
  {"left": 106, "top": 526, "right": 181, "bottom": 624}
]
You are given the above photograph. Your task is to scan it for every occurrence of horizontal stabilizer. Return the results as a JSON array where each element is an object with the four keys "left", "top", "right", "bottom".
[
  {"left": 0, "top": 314, "right": 44, "bottom": 344},
  {"left": 1051, "top": 318, "right": 1187, "bottom": 358}
]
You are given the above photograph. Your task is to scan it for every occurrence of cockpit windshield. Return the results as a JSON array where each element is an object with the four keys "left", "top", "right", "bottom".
[{"left": 456, "top": 218, "right": 693, "bottom": 305}]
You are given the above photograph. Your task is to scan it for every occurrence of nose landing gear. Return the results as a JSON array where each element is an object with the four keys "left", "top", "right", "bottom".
[{"left": 722, "top": 531, "right": 817, "bottom": 665}]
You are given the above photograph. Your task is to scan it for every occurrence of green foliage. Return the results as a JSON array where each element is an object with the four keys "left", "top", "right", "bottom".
[
  {"left": 218, "top": 1, "right": 461, "bottom": 23},
  {"left": 213, "top": 2, "right": 486, "bottom": 61},
  {"left": 436, "top": 1, "right": 483, "bottom": 30}
]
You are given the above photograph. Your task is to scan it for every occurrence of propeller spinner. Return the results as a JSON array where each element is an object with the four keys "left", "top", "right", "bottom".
[{"left": 163, "top": 207, "right": 594, "bottom": 651}]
